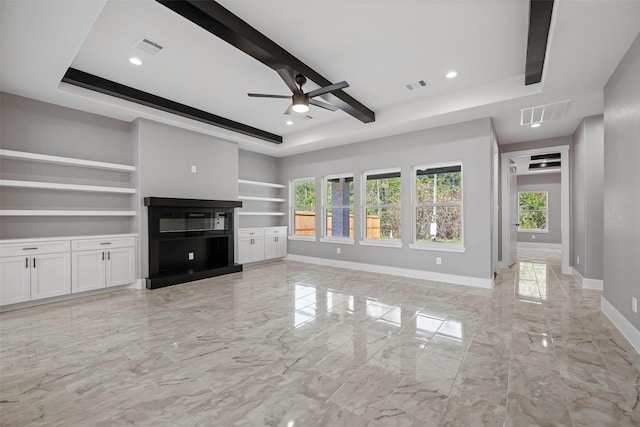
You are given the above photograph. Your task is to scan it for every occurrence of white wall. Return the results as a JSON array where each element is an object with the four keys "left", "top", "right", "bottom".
[
  {"left": 279, "top": 118, "right": 494, "bottom": 283},
  {"left": 603, "top": 33, "right": 640, "bottom": 332}
]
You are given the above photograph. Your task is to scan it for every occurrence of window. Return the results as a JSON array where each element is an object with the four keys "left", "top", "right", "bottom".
[
  {"left": 413, "top": 164, "right": 463, "bottom": 246},
  {"left": 518, "top": 191, "right": 548, "bottom": 231},
  {"left": 323, "top": 174, "right": 354, "bottom": 241},
  {"left": 362, "top": 169, "right": 401, "bottom": 243},
  {"left": 290, "top": 178, "right": 316, "bottom": 238}
]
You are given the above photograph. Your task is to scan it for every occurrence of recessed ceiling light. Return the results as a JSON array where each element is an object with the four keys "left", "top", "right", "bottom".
[
  {"left": 286, "top": 120, "right": 293, "bottom": 125},
  {"left": 531, "top": 123, "right": 541, "bottom": 128},
  {"left": 446, "top": 71, "right": 458, "bottom": 79},
  {"left": 129, "top": 57, "right": 142, "bottom": 66}
]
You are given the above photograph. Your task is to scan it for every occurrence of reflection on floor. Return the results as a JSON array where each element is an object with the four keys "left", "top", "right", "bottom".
[{"left": 1, "top": 248, "right": 639, "bottom": 426}]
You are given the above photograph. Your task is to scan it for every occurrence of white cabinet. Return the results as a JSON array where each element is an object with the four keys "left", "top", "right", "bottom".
[
  {"left": 0, "top": 240, "right": 71, "bottom": 305},
  {"left": 264, "top": 227, "right": 287, "bottom": 260},
  {"left": 0, "top": 234, "right": 136, "bottom": 306},
  {"left": 238, "top": 229, "right": 265, "bottom": 264},
  {"left": 238, "top": 227, "right": 287, "bottom": 264},
  {"left": 71, "top": 236, "right": 136, "bottom": 292}
]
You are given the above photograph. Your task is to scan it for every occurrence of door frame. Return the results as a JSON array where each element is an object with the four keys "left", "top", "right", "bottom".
[{"left": 500, "top": 145, "right": 570, "bottom": 274}]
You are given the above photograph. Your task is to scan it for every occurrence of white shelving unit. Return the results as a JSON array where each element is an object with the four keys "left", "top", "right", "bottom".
[
  {"left": 0, "top": 149, "right": 137, "bottom": 218},
  {"left": 238, "top": 178, "right": 286, "bottom": 218}
]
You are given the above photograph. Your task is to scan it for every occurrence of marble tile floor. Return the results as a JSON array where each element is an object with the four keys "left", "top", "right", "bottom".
[{"left": 1, "top": 248, "right": 639, "bottom": 426}]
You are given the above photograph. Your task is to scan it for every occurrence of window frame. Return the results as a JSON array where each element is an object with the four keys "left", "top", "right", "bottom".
[
  {"left": 359, "top": 168, "right": 403, "bottom": 248},
  {"left": 409, "top": 162, "right": 465, "bottom": 252},
  {"left": 517, "top": 190, "right": 549, "bottom": 233},
  {"left": 289, "top": 177, "right": 317, "bottom": 241},
  {"left": 320, "top": 173, "right": 355, "bottom": 244}
]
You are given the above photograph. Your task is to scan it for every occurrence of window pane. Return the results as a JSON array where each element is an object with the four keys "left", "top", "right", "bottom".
[
  {"left": 416, "top": 206, "right": 462, "bottom": 243},
  {"left": 326, "top": 177, "right": 353, "bottom": 207},
  {"left": 366, "top": 207, "right": 401, "bottom": 239},
  {"left": 520, "top": 211, "right": 547, "bottom": 230},
  {"left": 366, "top": 176, "right": 401, "bottom": 205},
  {"left": 326, "top": 207, "right": 353, "bottom": 238},
  {"left": 294, "top": 210, "right": 315, "bottom": 236},
  {"left": 295, "top": 180, "right": 315, "bottom": 208},
  {"left": 519, "top": 192, "right": 546, "bottom": 211},
  {"left": 416, "top": 171, "right": 462, "bottom": 204}
]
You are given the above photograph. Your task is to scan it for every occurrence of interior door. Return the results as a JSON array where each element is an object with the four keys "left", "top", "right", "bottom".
[{"left": 509, "top": 162, "right": 518, "bottom": 266}]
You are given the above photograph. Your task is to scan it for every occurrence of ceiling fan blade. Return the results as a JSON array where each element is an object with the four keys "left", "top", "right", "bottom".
[
  {"left": 284, "top": 104, "right": 294, "bottom": 115},
  {"left": 276, "top": 68, "right": 302, "bottom": 95},
  {"left": 307, "top": 81, "right": 349, "bottom": 98},
  {"left": 310, "top": 99, "right": 339, "bottom": 112},
  {"left": 248, "top": 93, "right": 291, "bottom": 99}
]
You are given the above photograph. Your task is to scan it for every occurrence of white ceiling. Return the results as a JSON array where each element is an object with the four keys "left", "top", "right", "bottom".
[{"left": 2, "top": 0, "right": 639, "bottom": 157}]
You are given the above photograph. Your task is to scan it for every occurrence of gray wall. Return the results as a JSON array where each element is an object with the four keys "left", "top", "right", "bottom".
[
  {"left": 571, "top": 115, "right": 604, "bottom": 280},
  {"left": 0, "top": 93, "right": 135, "bottom": 239},
  {"left": 603, "top": 33, "right": 640, "bottom": 331},
  {"left": 517, "top": 173, "right": 561, "bottom": 244},
  {"left": 279, "top": 118, "right": 494, "bottom": 281},
  {"left": 238, "top": 149, "right": 283, "bottom": 228},
  {"left": 134, "top": 119, "right": 239, "bottom": 277}
]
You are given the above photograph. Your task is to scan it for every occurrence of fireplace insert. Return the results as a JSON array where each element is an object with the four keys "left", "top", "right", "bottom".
[{"left": 144, "top": 197, "right": 243, "bottom": 289}]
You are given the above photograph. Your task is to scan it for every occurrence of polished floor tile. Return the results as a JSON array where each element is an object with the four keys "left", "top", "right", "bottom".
[{"left": 1, "top": 248, "right": 639, "bottom": 426}]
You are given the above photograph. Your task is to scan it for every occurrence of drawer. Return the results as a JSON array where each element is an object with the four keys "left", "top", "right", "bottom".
[
  {"left": 0, "top": 240, "right": 70, "bottom": 257},
  {"left": 71, "top": 237, "right": 135, "bottom": 252},
  {"left": 265, "top": 227, "right": 287, "bottom": 236},
  {"left": 239, "top": 229, "right": 265, "bottom": 239}
]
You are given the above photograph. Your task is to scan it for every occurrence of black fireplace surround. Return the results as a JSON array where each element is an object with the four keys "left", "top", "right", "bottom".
[{"left": 144, "top": 197, "right": 243, "bottom": 289}]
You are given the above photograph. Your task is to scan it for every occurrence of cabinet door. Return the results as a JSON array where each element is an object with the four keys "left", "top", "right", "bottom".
[
  {"left": 237, "top": 238, "right": 252, "bottom": 264},
  {"left": 0, "top": 256, "right": 31, "bottom": 305},
  {"left": 31, "top": 252, "right": 71, "bottom": 300},
  {"left": 264, "top": 236, "right": 277, "bottom": 260},
  {"left": 251, "top": 236, "right": 265, "bottom": 262},
  {"left": 275, "top": 236, "right": 287, "bottom": 258},
  {"left": 106, "top": 247, "right": 135, "bottom": 287},
  {"left": 72, "top": 250, "right": 105, "bottom": 293}
]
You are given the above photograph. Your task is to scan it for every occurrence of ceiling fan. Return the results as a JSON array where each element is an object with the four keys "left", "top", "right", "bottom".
[{"left": 248, "top": 69, "right": 349, "bottom": 114}]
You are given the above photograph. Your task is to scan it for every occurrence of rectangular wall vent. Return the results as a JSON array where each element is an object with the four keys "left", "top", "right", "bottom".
[
  {"left": 521, "top": 99, "right": 571, "bottom": 126},
  {"left": 136, "top": 37, "right": 165, "bottom": 56},
  {"left": 406, "top": 80, "right": 428, "bottom": 91}
]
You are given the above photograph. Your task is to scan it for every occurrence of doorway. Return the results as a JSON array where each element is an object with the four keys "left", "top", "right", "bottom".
[{"left": 501, "top": 145, "right": 570, "bottom": 274}]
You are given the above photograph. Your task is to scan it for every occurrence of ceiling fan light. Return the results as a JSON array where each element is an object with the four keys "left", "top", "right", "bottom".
[{"left": 292, "top": 103, "right": 309, "bottom": 113}]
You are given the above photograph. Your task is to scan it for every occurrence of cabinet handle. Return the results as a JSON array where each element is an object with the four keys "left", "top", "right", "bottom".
[
  {"left": 33, "top": 258, "right": 36, "bottom": 268},
  {"left": 107, "top": 251, "right": 111, "bottom": 261},
  {"left": 102, "top": 251, "right": 105, "bottom": 261},
  {"left": 22, "top": 247, "right": 38, "bottom": 250},
  {"left": 100, "top": 242, "right": 112, "bottom": 245},
  {"left": 25, "top": 257, "right": 29, "bottom": 268}
]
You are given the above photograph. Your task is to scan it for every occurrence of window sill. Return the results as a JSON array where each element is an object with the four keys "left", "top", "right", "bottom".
[
  {"left": 409, "top": 243, "right": 466, "bottom": 253},
  {"left": 319, "top": 237, "right": 355, "bottom": 245},
  {"left": 359, "top": 240, "right": 403, "bottom": 248},
  {"left": 288, "top": 235, "right": 316, "bottom": 242},
  {"left": 518, "top": 229, "right": 549, "bottom": 233}
]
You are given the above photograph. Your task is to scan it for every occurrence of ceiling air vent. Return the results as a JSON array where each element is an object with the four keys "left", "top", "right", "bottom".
[
  {"left": 521, "top": 99, "right": 571, "bottom": 126},
  {"left": 299, "top": 115, "right": 314, "bottom": 121},
  {"left": 136, "top": 37, "right": 165, "bottom": 56},
  {"left": 406, "top": 80, "right": 428, "bottom": 91}
]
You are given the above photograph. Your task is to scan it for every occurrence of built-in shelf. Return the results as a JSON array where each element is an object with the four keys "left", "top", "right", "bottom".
[
  {"left": 238, "top": 179, "right": 285, "bottom": 189},
  {"left": 238, "top": 195, "right": 285, "bottom": 202},
  {"left": 0, "top": 149, "right": 136, "bottom": 172},
  {"left": 0, "top": 180, "right": 136, "bottom": 194},
  {"left": 238, "top": 212, "right": 285, "bottom": 216},
  {"left": 0, "top": 210, "right": 137, "bottom": 217}
]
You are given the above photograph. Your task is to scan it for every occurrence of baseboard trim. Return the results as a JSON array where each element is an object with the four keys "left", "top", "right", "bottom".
[
  {"left": 572, "top": 267, "right": 603, "bottom": 290},
  {"left": 601, "top": 297, "right": 640, "bottom": 354},
  {"left": 284, "top": 254, "right": 494, "bottom": 289},
  {"left": 517, "top": 242, "right": 562, "bottom": 249},
  {"left": 132, "top": 279, "right": 146, "bottom": 290}
]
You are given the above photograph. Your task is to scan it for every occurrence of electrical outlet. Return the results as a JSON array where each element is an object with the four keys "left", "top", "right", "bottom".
[
  {"left": 188, "top": 252, "right": 194, "bottom": 260},
  {"left": 191, "top": 165, "right": 197, "bottom": 173},
  {"left": 336, "top": 248, "right": 341, "bottom": 254},
  {"left": 532, "top": 234, "right": 536, "bottom": 240},
  {"left": 632, "top": 297, "right": 637, "bottom": 314},
  {"left": 577, "top": 256, "right": 580, "bottom": 265},
  {"left": 436, "top": 257, "right": 442, "bottom": 265}
]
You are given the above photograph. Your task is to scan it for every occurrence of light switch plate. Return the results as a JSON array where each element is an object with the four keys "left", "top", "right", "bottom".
[{"left": 191, "top": 165, "right": 197, "bottom": 173}]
